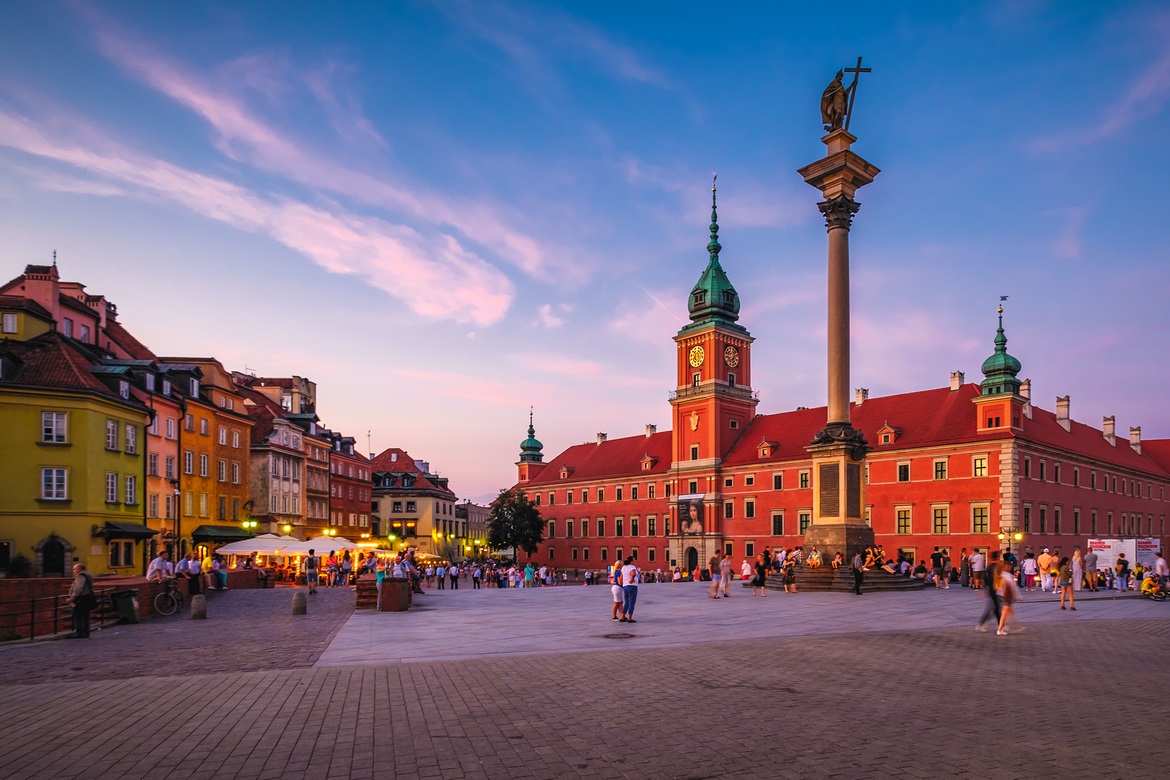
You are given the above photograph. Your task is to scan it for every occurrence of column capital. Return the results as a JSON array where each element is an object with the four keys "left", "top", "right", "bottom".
[{"left": 817, "top": 195, "right": 860, "bottom": 231}]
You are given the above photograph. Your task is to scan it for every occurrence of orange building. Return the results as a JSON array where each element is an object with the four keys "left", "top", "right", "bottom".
[{"left": 516, "top": 196, "right": 1170, "bottom": 572}]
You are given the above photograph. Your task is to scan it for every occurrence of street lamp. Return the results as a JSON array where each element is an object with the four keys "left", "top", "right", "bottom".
[{"left": 997, "top": 528, "right": 1024, "bottom": 561}]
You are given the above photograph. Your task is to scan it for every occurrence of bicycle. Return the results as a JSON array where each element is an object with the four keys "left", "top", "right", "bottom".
[{"left": 153, "top": 578, "right": 185, "bottom": 616}]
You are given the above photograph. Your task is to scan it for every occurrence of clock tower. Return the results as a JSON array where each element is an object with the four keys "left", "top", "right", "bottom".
[{"left": 670, "top": 181, "right": 758, "bottom": 567}]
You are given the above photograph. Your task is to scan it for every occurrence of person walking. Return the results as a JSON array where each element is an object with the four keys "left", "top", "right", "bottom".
[
  {"left": 996, "top": 559, "right": 1023, "bottom": 636},
  {"left": 436, "top": 563, "right": 446, "bottom": 589},
  {"left": 449, "top": 563, "right": 460, "bottom": 589},
  {"left": 340, "top": 551, "right": 353, "bottom": 588},
  {"left": 374, "top": 557, "right": 387, "bottom": 610},
  {"left": 930, "top": 547, "right": 945, "bottom": 589},
  {"left": 851, "top": 549, "right": 864, "bottom": 595},
  {"left": 304, "top": 549, "right": 320, "bottom": 594},
  {"left": 752, "top": 554, "right": 768, "bottom": 597},
  {"left": 1058, "top": 556, "right": 1076, "bottom": 610},
  {"left": 975, "top": 551, "right": 1002, "bottom": 632},
  {"left": 719, "top": 552, "right": 733, "bottom": 597},
  {"left": 709, "top": 550, "right": 722, "bottom": 599},
  {"left": 65, "top": 563, "right": 96, "bottom": 639}
]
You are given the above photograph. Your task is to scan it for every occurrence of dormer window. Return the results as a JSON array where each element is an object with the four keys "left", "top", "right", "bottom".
[
  {"left": 162, "top": 379, "right": 171, "bottom": 396},
  {"left": 189, "top": 378, "right": 199, "bottom": 396},
  {"left": 118, "top": 380, "right": 130, "bottom": 399},
  {"left": 693, "top": 291, "right": 706, "bottom": 306},
  {"left": 723, "top": 291, "right": 735, "bottom": 304},
  {"left": 876, "top": 423, "right": 902, "bottom": 445},
  {"left": 144, "top": 373, "right": 155, "bottom": 392}
]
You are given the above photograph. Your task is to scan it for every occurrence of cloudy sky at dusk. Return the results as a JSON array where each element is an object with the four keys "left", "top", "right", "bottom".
[{"left": 2, "top": 1, "right": 1169, "bottom": 502}]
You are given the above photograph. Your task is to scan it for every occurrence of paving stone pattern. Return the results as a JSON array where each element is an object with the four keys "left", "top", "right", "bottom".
[{"left": 0, "top": 584, "right": 1167, "bottom": 779}]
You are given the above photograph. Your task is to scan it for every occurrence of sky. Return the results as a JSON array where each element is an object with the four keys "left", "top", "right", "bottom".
[{"left": 2, "top": 1, "right": 1169, "bottom": 503}]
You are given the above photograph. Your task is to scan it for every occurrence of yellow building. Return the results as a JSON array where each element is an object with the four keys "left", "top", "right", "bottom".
[
  {"left": 0, "top": 305, "right": 153, "bottom": 576},
  {"left": 370, "top": 448, "right": 459, "bottom": 557}
]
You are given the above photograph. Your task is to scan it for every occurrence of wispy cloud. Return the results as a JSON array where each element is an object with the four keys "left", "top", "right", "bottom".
[
  {"left": 1031, "top": 23, "right": 1170, "bottom": 153},
  {"left": 0, "top": 110, "right": 513, "bottom": 324},
  {"left": 74, "top": 7, "right": 567, "bottom": 283},
  {"left": 434, "top": 0, "right": 696, "bottom": 112},
  {"left": 1048, "top": 206, "right": 1089, "bottom": 259}
]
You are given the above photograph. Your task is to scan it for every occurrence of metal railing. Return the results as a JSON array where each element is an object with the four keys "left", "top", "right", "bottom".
[{"left": 0, "top": 587, "right": 120, "bottom": 642}]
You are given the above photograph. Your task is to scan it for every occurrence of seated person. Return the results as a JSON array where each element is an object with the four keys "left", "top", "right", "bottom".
[
  {"left": 1141, "top": 575, "right": 1163, "bottom": 596},
  {"left": 807, "top": 548, "right": 822, "bottom": 569},
  {"left": 881, "top": 559, "right": 897, "bottom": 574},
  {"left": 831, "top": 552, "right": 844, "bottom": 569},
  {"left": 913, "top": 561, "right": 928, "bottom": 581}
]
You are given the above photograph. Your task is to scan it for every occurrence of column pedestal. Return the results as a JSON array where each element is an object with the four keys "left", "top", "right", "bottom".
[{"left": 804, "top": 435, "right": 873, "bottom": 562}]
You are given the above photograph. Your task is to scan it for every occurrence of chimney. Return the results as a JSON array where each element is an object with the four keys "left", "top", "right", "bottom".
[
  {"left": 1129, "top": 426, "right": 1142, "bottom": 455},
  {"left": 645, "top": 424, "right": 657, "bottom": 438},
  {"left": 596, "top": 433, "right": 607, "bottom": 445},
  {"left": 949, "top": 371, "right": 964, "bottom": 391},
  {"left": 855, "top": 388, "right": 869, "bottom": 406},
  {"left": 1020, "top": 378, "right": 1032, "bottom": 419},
  {"left": 1103, "top": 416, "right": 1116, "bottom": 445},
  {"left": 1055, "top": 396, "right": 1070, "bottom": 432}
]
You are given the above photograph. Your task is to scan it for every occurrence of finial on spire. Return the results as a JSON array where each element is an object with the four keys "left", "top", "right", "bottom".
[{"left": 708, "top": 173, "right": 721, "bottom": 259}]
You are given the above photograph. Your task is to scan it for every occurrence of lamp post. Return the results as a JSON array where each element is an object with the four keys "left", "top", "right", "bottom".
[{"left": 997, "top": 528, "right": 1023, "bottom": 562}]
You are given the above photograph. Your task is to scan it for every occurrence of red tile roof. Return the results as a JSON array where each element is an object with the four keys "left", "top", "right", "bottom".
[
  {"left": 0, "top": 295, "right": 54, "bottom": 321},
  {"left": 103, "top": 320, "right": 157, "bottom": 361},
  {"left": 0, "top": 331, "right": 132, "bottom": 400},
  {"left": 528, "top": 384, "right": 1170, "bottom": 484},
  {"left": 524, "top": 431, "right": 674, "bottom": 488},
  {"left": 370, "top": 447, "right": 455, "bottom": 497}
]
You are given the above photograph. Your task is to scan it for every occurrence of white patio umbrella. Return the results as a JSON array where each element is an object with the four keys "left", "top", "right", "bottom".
[
  {"left": 215, "top": 535, "right": 289, "bottom": 555},
  {"left": 280, "top": 536, "right": 360, "bottom": 554}
]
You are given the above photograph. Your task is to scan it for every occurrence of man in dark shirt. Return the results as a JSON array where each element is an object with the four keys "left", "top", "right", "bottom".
[
  {"left": 930, "top": 547, "right": 945, "bottom": 588},
  {"left": 851, "top": 551, "right": 864, "bottom": 595}
]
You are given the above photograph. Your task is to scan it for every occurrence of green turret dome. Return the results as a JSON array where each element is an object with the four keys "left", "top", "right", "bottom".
[
  {"left": 980, "top": 306, "right": 1023, "bottom": 396},
  {"left": 687, "top": 181, "right": 741, "bottom": 326},
  {"left": 518, "top": 409, "right": 544, "bottom": 463}
]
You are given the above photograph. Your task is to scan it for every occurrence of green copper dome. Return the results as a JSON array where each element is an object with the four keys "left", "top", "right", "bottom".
[
  {"left": 980, "top": 306, "right": 1023, "bottom": 396},
  {"left": 518, "top": 409, "right": 544, "bottom": 463},
  {"left": 687, "top": 181, "right": 741, "bottom": 326}
]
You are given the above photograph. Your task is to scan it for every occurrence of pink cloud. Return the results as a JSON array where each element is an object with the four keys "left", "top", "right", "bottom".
[
  {"left": 0, "top": 110, "right": 512, "bottom": 325},
  {"left": 80, "top": 10, "right": 565, "bottom": 283}
]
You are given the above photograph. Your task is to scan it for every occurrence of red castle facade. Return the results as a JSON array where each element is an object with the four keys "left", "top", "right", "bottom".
[{"left": 513, "top": 192, "right": 1170, "bottom": 573}]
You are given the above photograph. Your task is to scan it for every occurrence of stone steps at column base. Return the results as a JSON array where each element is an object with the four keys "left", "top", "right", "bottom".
[{"left": 765, "top": 568, "right": 926, "bottom": 592}]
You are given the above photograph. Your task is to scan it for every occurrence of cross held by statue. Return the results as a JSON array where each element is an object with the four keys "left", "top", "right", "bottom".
[{"left": 842, "top": 56, "right": 871, "bottom": 132}]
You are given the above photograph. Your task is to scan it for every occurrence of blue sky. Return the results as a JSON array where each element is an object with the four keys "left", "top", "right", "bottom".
[{"left": 2, "top": 1, "right": 1169, "bottom": 502}]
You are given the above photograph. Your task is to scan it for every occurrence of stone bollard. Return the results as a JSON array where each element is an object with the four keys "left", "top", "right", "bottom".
[
  {"left": 191, "top": 594, "right": 207, "bottom": 620},
  {"left": 292, "top": 591, "right": 307, "bottom": 615}
]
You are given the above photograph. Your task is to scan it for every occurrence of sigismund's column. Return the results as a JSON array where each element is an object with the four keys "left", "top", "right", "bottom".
[{"left": 796, "top": 62, "right": 880, "bottom": 564}]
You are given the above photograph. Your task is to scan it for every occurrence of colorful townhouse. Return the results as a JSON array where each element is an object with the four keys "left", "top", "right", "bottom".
[
  {"left": 370, "top": 448, "right": 458, "bottom": 557},
  {"left": 0, "top": 296, "right": 152, "bottom": 576},
  {"left": 322, "top": 429, "right": 373, "bottom": 536}
]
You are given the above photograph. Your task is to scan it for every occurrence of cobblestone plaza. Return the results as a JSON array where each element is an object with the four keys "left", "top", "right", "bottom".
[{"left": 1, "top": 584, "right": 1167, "bottom": 779}]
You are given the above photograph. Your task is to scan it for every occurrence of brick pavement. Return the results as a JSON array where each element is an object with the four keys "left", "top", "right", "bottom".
[{"left": 0, "top": 584, "right": 1167, "bottom": 779}]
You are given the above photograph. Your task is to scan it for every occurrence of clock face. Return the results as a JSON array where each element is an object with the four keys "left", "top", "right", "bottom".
[
  {"left": 724, "top": 345, "right": 740, "bottom": 368},
  {"left": 688, "top": 345, "right": 705, "bottom": 367}
]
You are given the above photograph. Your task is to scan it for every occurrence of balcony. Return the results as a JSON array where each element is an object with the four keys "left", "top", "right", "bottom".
[{"left": 669, "top": 383, "right": 759, "bottom": 402}]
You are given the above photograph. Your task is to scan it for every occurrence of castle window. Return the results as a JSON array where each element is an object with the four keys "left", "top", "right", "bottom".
[
  {"left": 690, "top": 445, "right": 699, "bottom": 461},
  {"left": 799, "top": 471, "right": 810, "bottom": 489},
  {"left": 693, "top": 291, "right": 706, "bottom": 305},
  {"left": 973, "top": 456, "right": 987, "bottom": 477},
  {"left": 773, "top": 474, "right": 783, "bottom": 490},
  {"left": 933, "top": 460, "right": 948, "bottom": 480},
  {"left": 745, "top": 500, "right": 755, "bottom": 519},
  {"left": 723, "top": 291, "right": 734, "bottom": 304},
  {"left": 729, "top": 417, "right": 738, "bottom": 428},
  {"left": 896, "top": 508, "right": 911, "bottom": 534},
  {"left": 745, "top": 476, "right": 754, "bottom": 487},
  {"left": 692, "top": 373, "right": 700, "bottom": 387},
  {"left": 771, "top": 513, "right": 784, "bottom": 535},
  {"left": 897, "top": 463, "right": 910, "bottom": 482},
  {"left": 728, "top": 373, "right": 735, "bottom": 387}
]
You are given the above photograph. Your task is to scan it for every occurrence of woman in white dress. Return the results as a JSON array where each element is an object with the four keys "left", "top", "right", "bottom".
[{"left": 1071, "top": 547, "right": 1084, "bottom": 591}]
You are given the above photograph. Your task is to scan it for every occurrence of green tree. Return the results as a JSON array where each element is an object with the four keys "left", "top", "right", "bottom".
[{"left": 487, "top": 488, "right": 545, "bottom": 560}]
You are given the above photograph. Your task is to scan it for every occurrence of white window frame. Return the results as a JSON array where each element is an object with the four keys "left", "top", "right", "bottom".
[
  {"left": 106, "top": 419, "right": 118, "bottom": 450},
  {"left": 41, "top": 411, "right": 67, "bottom": 443},
  {"left": 125, "top": 475, "right": 137, "bottom": 505},
  {"left": 106, "top": 472, "right": 118, "bottom": 503},
  {"left": 125, "top": 424, "right": 137, "bottom": 454},
  {"left": 41, "top": 468, "right": 67, "bottom": 499}
]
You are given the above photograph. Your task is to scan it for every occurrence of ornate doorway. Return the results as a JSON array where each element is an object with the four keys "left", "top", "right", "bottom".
[{"left": 685, "top": 546, "right": 698, "bottom": 573}]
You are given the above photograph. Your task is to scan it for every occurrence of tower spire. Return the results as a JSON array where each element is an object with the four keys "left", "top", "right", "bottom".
[
  {"left": 518, "top": 407, "right": 544, "bottom": 463},
  {"left": 980, "top": 300, "right": 1022, "bottom": 396},
  {"left": 708, "top": 173, "right": 721, "bottom": 260}
]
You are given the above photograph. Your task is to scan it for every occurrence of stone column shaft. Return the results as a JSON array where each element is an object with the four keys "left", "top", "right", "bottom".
[{"left": 826, "top": 223, "right": 851, "bottom": 426}]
